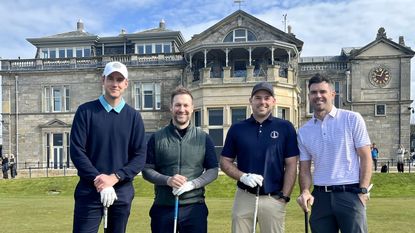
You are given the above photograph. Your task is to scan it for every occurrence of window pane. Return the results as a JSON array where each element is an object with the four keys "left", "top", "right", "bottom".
[
  {"left": 209, "top": 109, "right": 223, "bottom": 125},
  {"left": 155, "top": 44, "right": 162, "bottom": 53},
  {"left": 67, "top": 49, "right": 73, "bottom": 58},
  {"left": 145, "top": 45, "right": 152, "bottom": 54},
  {"left": 45, "top": 87, "right": 51, "bottom": 112},
  {"left": 194, "top": 110, "right": 201, "bottom": 127},
  {"left": 224, "top": 33, "right": 233, "bottom": 42},
  {"left": 50, "top": 50, "right": 56, "bottom": 58},
  {"left": 76, "top": 48, "right": 82, "bottom": 57},
  {"left": 135, "top": 84, "right": 141, "bottom": 109},
  {"left": 155, "top": 83, "right": 161, "bottom": 110},
  {"left": 65, "top": 87, "right": 70, "bottom": 111},
  {"left": 137, "top": 45, "right": 144, "bottom": 54},
  {"left": 163, "top": 44, "right": 171, "bottom": 53},
  {"left": 59, "top": 49, "right": 65, "bottom": 58},
  {"left": 231, "top": 107, "right": 246, "bottom": 123},
  {"left": 209, "top": 129, "right": 223, "bottom": 146},
  {"left": 277, "top": 107, "right": 289, "bottom": 120},
  {"left": 84, "top": 48, "right": 91, "bottom": 57},
  {"left": 42, "top": 49, "right": 48, "bottom": 59},
  {"left": 143, "top": 83, "right": 154, "bottom": 109},
  {"left": 53, "top": 88, "right": 61, "bottom": 112},
  {"left": 53, "top": 133, "right": 63, "bottom": 146},
  {"left": 247, "top": 31, "right": 257, "bottom": 41},
  {"left": 235, "top": 29, "right": 246, "bottom": 37}
]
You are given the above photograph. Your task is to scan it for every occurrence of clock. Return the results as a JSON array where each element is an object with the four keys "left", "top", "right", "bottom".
[{"left": 369, "top": 66, "right": 391, "bottom": 87}]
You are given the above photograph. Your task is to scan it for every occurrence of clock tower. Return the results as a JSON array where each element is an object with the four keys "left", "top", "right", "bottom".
[{"left": 347, "top": 27, "right": 414, "bottom": 158}]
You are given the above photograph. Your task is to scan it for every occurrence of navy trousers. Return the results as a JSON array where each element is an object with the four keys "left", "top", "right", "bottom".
[
  {"left": 149, "top": 202, "right": 208, "bottom": 233},
  {"left": 72, "top": 181, "right": 134, "bottom": 233},
  {"left": 310, "top": 190, "right": 367, "bottom": 233}
]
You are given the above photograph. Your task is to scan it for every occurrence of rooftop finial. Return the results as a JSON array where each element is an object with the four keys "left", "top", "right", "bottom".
[
  {"left": 234, "top": 0, "right": 245, "bottom": 10},
  {"left": 376, "top": 27, "right": 386, "bottom": 39},
  {"left": 77, "top": 19, "right": 84, "bottom": 32},
  {"left": 159, "top": 19, "right": 166, "bottom": 29}
]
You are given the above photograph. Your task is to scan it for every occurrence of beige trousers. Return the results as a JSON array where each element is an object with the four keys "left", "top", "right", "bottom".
[{"left": 232, "top": 188, "right": 286, "bottom": 233}]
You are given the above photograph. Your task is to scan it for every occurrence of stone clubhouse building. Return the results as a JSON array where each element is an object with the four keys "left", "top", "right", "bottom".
[{"left": 0, "top": 10, "right": 413, "bottom": 170}]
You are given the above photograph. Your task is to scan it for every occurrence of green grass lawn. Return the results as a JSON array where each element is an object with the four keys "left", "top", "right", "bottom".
[{"left": 0, "top": 173, "right": 414, "bottom": 233}]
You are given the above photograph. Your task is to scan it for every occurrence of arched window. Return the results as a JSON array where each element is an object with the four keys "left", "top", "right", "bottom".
[{"left": 223, "top": 28, "right": 257, "bottom": 42}]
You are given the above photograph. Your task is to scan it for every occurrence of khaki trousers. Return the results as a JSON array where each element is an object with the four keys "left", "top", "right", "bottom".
[{"left": 232, "top": 188, "right": 286, "bottom": 233}]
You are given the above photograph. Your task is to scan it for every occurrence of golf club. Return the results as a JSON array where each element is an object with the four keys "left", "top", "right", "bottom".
[
  {"left": 173, "top": 195, "right": 179, "bottom": 233},
  {"left": 252, "top": 185, "right": 260, "bottom": 233},
  {"left": 304, "top": 211, "right": 309, "bottom": 233},
  {"left": 103, "top": 206, "right": 108, "bottom": 233}
]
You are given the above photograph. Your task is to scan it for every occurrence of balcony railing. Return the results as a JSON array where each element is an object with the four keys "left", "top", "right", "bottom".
[{"left": 0, "top": 53, "right": 185, "bottom": 72}]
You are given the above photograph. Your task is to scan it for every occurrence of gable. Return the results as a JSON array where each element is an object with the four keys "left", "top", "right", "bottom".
[
  {"left": 39, "top": 119, "right": 71, "bottom": 128},
  {"left": 182, "top": 10, "right": 303, "bottom": 51},
  {"left": 356, "top": 42, "right": 406, "bottom": 57}
]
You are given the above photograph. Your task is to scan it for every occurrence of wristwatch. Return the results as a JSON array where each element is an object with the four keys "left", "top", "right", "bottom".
[
  {"left": 359, "top": 184, "right": 373, "bottom": 194},
  {"left": 278, "top": 191, "right": 290, "bottom": 203},
  {"left": 359, "top": 187, "right": 368, "bottom": 194}
]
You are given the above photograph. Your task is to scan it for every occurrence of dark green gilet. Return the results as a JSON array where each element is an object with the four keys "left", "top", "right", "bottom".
[{"left": 154, "top": 123, "right": 206, "bottom": 206}]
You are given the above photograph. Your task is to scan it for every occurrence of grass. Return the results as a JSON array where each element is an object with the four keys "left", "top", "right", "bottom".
[{"left": 0, "top": 173, "right": 414, "bottom": 232}]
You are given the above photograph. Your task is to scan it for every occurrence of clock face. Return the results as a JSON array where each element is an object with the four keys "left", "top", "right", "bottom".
[{"left": 369, "top": 67, "right": 390, "bottom": 87}]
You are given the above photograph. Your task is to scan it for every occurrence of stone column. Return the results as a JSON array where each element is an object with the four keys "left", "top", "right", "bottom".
[
  {"left": 223, "top": 66, "right": 231, "bottom": 83},
  {"left": 267, "top": 64, "right": 280, "bottom": 81},
  {"left": 202, "top": 67, "right": 211, "bottom": 84},
  {"left": 246, "top": 65, "right": 255, "bottom": 82}
]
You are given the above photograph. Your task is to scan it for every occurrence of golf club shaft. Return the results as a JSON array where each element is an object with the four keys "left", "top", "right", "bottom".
[
  {"left": 173, "top": 195, "right": 179, "bottom": 233},
  {"left": 252, "top": 186, "right": 260, "bottom": 233},
  {"left": 305, "top": 211, "right": 309, "bottom": 233},
  {"left": 103, "top": 206, "right": 108, "bottom": 233}
]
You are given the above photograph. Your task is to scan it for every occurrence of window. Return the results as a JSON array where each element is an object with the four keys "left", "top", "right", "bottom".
[
  {"left": 334, "top": 81, "right": 341, "bottom": 108},
  {"left": 44, "top": 132, "right": 70, "bottom": 169},
  {"left": 194, "top": 110, "right": 201, "bottom": 127},
  {"left": 84, "top": 48, "right": 91, "bottom": 57},
  {"left": 76, "top": 48, "right": 83, "bottom": 57},
  {"left": 44, "top": 86, "right": 70, "bottom": 112},
  {"left": 231, "top": 107, "right": 246, "bottom": 124},
  {"left": 41, "top": 49, "right": 48, "bottom": 59},
  {"left": 375, "top": 104, "right": 386, "bottom": 116},
  {"left": 136, "top": 43, "right": 173, "bottom": 54},
  {"left": 208, "top": 108, "right": 223, "bottom": 160},
  {"left": 50, "top": 49, "right": 56, "bottom": 58},
  {"left": 67, "top": 49, "right": 73, "bottom": 58},
  {"left": 59, "top": 49, "right": 65, "bottom": 58},
  {"left": 223, "top": 28, "right": 257, "bottom": 42},
  {"left": 277, "top": 107, "right": 289, "bottom": 120},
  {"left": 134, "top": 83, "right": 161, "bottom": 110}
]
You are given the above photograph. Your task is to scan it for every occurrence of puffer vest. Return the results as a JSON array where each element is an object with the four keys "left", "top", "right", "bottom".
[{"left": 153, "top": 124, "right": 206, "bottom": 206}]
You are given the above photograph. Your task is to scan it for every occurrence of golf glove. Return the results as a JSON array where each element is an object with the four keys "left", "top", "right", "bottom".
[
  {"left": 240, "top": 173, "right": 263, "bottom": 188},
  {"left": 172, "top": 181, "right": 195, "bottom": 196},
  {"left": 100, "top": 187, "right": 118, "bottom": 207}
]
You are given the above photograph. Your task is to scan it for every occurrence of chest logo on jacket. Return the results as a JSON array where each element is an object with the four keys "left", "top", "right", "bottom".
[{"left": 270, "top": 131, "right": 279, "bottom": 139}]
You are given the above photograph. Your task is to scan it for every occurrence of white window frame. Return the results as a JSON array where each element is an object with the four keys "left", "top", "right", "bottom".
[
  {"left": 44, "top": 85, "right": 70, "bottom": 112},
  {"left": 135, "top": 42, "right": 172, "bottom": 54},
  {"left": 277, "top": 106, "right": 290, "bottom": 120},
  {"left": 133, "top": 82, "right": 161, "bottom": 110}
]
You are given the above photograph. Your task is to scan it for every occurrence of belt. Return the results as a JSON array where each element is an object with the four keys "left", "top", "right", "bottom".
[
  {"left": 239, "top": 187, "right": 280, "bottom": 196},
  {"left": 314, "top": 184, "right": 360, "bottom": 193}
]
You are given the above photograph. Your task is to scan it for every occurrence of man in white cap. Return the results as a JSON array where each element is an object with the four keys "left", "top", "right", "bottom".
[{"left": 70, "top": 61, "right": 147, "bottom": 233}]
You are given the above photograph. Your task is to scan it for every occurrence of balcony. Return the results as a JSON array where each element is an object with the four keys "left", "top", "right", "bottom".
[{"left": 0, "top": 53, "right": 185, "bottom": 72}]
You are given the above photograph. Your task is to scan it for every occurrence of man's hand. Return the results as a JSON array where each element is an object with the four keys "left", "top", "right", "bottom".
[
  {"left": 297, "top": 190, "right": 314, "bottom": 212},
  {"left": 172, "top": 181, "right": 195, "bottom": 196},
  {"left": 94, "top": 174, "right": 119, "bottom": 192},
  {"left": 239, "top": 173, "right": 263, "bottom": 188},
  {"left": 100, "top": 187, "right": 118, "bottom": 207},
  {"left": 167, "top": 174, "right": 187, "bottom": 188}
]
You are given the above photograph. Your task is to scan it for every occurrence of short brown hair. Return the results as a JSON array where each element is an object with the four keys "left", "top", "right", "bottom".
[
  {"left": 308, "top": 73, "right": 334, "bottom": 89},
  {"left": 170, "top": 86, "right": 193, "bottom": 104}
]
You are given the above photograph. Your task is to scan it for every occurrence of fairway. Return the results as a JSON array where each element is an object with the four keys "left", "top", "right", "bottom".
[{"left": 0, "top": 173, "right": 414, "bottom": 233}]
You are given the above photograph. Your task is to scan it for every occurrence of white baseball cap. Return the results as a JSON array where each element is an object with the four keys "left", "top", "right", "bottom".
[{"left": 102, "top": 61, "right": 128, "bottom": 80}]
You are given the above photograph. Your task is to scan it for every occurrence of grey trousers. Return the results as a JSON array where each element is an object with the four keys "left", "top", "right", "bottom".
[{"left": 310, "top": 190, "right": 367, "bottom": 233}]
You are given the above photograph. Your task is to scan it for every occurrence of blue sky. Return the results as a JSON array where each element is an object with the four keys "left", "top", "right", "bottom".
[{"left": 1, "top": 0, "right": 415, "bottom": 107}]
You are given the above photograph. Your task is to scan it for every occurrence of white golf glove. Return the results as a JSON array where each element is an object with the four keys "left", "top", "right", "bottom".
[
  {"left": 100, "top": 187, "right": 118, "bottom": 207},
  {"left": 172, "top": 181, "right": 195, "bottom": 196},
  {"left": 240, "top": 173, "right": 263, "bottom": 188}
]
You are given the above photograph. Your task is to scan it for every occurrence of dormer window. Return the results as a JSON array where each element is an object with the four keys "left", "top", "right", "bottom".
[{"left": 223, "top": 28, "right": 257, "bottom": 42}]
